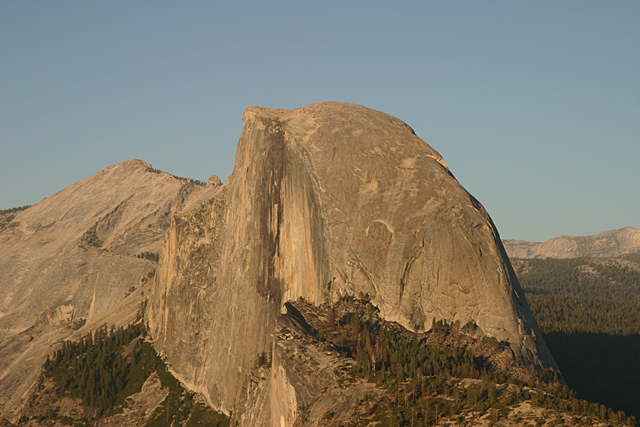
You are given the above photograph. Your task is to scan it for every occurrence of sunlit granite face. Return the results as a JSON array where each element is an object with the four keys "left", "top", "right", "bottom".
[{"left": 146, "top": 102, "right": 557, "bottom": 426}]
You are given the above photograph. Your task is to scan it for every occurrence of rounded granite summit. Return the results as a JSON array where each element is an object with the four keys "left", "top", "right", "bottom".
[{"left": 147, "top": 102, "right": 558, "bottom": 422}]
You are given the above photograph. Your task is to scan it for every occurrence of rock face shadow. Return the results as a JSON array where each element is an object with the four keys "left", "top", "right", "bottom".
[{"left": 543, "top": 331, "right": 640, "bottom": 418}]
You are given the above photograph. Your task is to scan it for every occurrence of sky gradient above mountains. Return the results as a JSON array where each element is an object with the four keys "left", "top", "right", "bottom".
[{"left": 1, "top": 1, "right": 638, "bottom": 242}]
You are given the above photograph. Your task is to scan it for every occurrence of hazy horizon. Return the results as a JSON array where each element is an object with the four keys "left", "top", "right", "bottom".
[{"left": 2, "top": 1, "right": 638, "bottom": 242}]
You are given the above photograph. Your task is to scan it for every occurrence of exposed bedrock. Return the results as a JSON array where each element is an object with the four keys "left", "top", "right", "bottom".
[
  {"left": 0, "top": 159, "right": 220, "bottom": 421},
  {"left": 146, "top": 102, "right": 557, "bottom": 422}
]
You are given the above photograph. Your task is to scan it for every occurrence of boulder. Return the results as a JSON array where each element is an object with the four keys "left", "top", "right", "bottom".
[{"left": 208, "top": 174, "right": 222, "bottom": 186}]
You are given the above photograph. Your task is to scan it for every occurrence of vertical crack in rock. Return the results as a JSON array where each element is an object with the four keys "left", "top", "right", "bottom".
[
  {"left": 257, "top": 122, "right": 286, "bottom": 303},
  {"left": 399, "top": 244, "right": 422, "bottom": 303}
]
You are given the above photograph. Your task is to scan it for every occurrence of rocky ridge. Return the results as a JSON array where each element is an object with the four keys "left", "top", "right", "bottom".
[
  {"left": 503, "top": 227, "right": 640, "bottom": 259},
  {"left": 146, "top": 102, "right": 557, "bottom": 425},
  {"left": 0, "top": 159, "right": 221, "bottom": 422}
]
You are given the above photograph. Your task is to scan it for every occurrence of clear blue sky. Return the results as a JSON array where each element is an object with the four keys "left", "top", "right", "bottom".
[{"left": 1, "top": 1, "right": 638, "bottom": 242}]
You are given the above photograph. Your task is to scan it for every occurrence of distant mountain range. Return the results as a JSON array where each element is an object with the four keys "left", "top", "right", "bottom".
[{"left": 502, "top": 226, "right": 640, "bottom": 259}]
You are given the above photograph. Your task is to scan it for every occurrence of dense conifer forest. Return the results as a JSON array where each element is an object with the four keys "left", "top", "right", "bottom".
[{"left": 516, "top": 253, "right": 640, "bottom": 418}]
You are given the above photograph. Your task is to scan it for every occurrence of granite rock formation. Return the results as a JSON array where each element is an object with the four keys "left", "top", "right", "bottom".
[
  {"left": 0, "top": 160, "right": 220, "bottom": 421},
  {"left": 503, "top": 226, "right": 640, "bottom": 259},
  {"left": 146, "top": 102, "right": 557, "bottom": 425}
]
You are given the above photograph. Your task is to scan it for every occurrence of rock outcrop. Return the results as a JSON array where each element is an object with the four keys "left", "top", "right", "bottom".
[
  {"left": 207, "top": 174, "right": 222, "bottom": 186},
  {"left": 503, "top": 226, "right": 640, "bottom": 259},
  {"left": 146, "top": 102, "right": 556, "bottom": 425},
  {"left": 0, "top": 159, "right": 220, "bottom": 421}
]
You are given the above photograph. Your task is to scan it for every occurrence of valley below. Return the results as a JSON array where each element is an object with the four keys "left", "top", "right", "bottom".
[{"left": 512, "top": 251, "right": 640, "bottom": 420}]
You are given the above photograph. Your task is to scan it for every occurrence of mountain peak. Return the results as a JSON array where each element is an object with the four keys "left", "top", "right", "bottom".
[
  {"left": 0, "top": 159, "right": 221, "bottom": 419},
  {"left": 121, "top": 158, "right": 152, "bottom": 168},
  {"left": 102, "top": 158, "right": 153, "bottom": 174},
  {"left": 147, "top": 102, "right": 555, "bottom": 422}
]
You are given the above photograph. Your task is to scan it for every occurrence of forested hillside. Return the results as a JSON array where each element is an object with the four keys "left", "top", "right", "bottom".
[
  {"left": 6, "top": 299, "right": 636, "bottom": 426},
  {"left": 515, "top": 252, "right": 640, "bottom": 418},
  {"left": 271, "top": 297, "right": 634, "bottom": 426},
  {"left": 7, "top": 321, "right": 229, "bottom": 427}
]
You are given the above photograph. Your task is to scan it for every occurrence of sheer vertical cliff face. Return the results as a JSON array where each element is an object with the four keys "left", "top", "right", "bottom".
[{"left": 146, "top": 102, "right": 556, "bottom": 420}]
